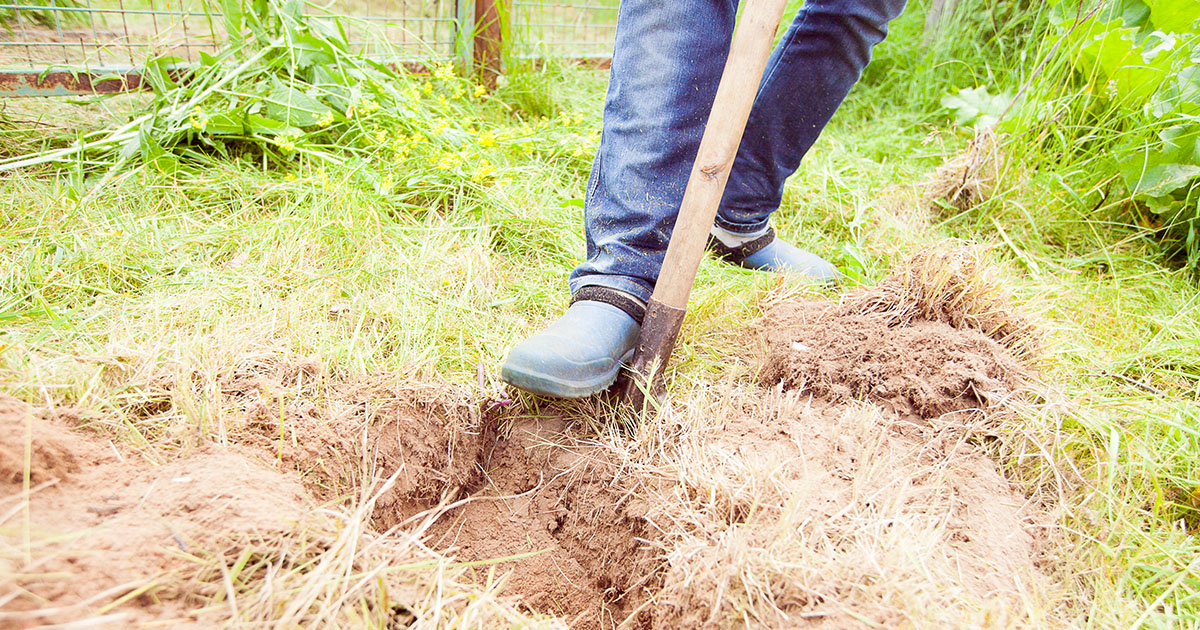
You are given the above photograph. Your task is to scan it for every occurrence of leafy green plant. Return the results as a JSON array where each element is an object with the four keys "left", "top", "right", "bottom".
[
  {"left": 945, "top": 0, "right": 1200, "bottom": 270},
  {"left": 0, "top": 0, "right": 597, "bottom": 206},
  {"left": 1, "top": 0, "right": 84, "bottom": 30}
]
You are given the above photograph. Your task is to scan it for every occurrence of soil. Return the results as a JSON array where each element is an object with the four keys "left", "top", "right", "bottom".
[
  {"left": 759, "top": 299, "right": 1025, "bottom": 418},
  {"left": 0, "top": 395, "right": 313, "bottom": 629},
  {"left": 421, "top": 413, "right": 662, "bottom": 629},
  {"left": 2, "top": 289, "right": 1051, "bottom": 628}
]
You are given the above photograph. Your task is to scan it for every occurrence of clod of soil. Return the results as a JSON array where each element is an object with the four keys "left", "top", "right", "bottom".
[{"left": 760, "top": 299, "right": 1025, "bottom": 416}]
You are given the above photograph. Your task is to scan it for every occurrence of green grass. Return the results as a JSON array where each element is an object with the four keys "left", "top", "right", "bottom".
[{"left": 3, "top": 0, "right": 1200, "bottom": 626}]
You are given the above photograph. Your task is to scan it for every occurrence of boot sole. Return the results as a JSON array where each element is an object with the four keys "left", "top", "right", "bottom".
[{"left": 501, "top": 349, "right": 635, "bottom": 399}]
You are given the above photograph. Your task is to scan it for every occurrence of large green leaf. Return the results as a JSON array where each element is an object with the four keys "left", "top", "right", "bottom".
[
  {"left": 1145, "top": 0, "right": 1200, "bottom": 33},
  {"left": 1119, "top": 125, "right": 1200, "bottom": 197},
  {"left": 264, "top": 85, "right": 327, "bottom": 127},
  {"left": 204, "top": 112, "right": 246, "bottom": 136},
  {"left": 245, "top": 115, "right": 289, "bottom": 135},
  {"left": 940, "top": 86, "right": 1012, "bottom": 128}
]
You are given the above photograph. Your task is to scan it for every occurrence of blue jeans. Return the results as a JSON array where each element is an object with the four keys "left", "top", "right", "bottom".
[{"left": 568, "top": 0, "right": 907, "bottom": 303}]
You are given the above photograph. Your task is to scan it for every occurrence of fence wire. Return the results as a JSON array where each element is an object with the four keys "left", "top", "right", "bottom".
[
  {"left": 509, "top": 0, "right": 617, "bottom": 60},
  {"left": 0, "top": 0, "right": 460, "bottom": 71},
  {"left": 0, "top": 0, "right": 618, "bottom": 88}
]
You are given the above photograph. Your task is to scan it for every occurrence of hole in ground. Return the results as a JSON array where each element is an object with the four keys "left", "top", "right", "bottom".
[{"left": 373, "top": 413, "right": 663, "bottom": 630}]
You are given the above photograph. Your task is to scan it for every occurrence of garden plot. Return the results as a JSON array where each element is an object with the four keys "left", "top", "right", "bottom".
[{"left": 2, "top": 249, "right": 1060, "bottom": 629}]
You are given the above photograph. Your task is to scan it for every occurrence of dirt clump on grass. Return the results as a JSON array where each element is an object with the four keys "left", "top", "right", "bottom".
[
  {"left": 760, "top": 300, "right": 1023, "bottom": 416},
  {"left": 760, "top": 245, "right": 1036, "bottom": 418},
  {"left": 0, "top": 394, "right": 313, "bottom": 629}
]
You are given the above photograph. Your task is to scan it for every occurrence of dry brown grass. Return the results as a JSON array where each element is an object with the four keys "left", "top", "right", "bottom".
[
  {"left": 923, "top": 127, "right": 1004, "bottom": 215},
  {"left": 841, "top": 241, "right": 1043, "bottom": 361}
]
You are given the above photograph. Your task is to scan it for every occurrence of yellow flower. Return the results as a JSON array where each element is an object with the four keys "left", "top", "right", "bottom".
[
  {"left": 436, "top": 94, "right": 450, "bottom": 108},
  {"left": 477, "top": 132, "right": 496, "bottom": 148},
  {"left": 359, "top": 99, "right": 380, "bottom": 115},
  {"left": 189, "top": 106, "right": 208, "bottom": 131},
  {"left": 473, "top": 83, "right": 487, "bottom": 98},
  {"left": 317, "top": 111, "right": 335, "bottom": 128},
  {"left": 433, "top": 62, "right": 455, "bottom": 82},
  {"left": 421, "top": 82, "right": 433, "bottom": 96},
  {"left": 472, "top": 160, "right": 495, "bottom": 183},
  {"left": 284, "top": 173, "right": 297, "bottom": 181},
  {"left": 436, "top": 153, "right": 462, "bottom": 170}
]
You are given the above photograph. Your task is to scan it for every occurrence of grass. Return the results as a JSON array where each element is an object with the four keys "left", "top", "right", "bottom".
[{"left": 3, "top": 0, "right": 1200, "bottom": 627}]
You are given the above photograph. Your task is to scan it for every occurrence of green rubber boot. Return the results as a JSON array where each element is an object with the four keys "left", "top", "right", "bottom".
[{"left": 500, "top": 300, "right": 641, "bottom": 398}]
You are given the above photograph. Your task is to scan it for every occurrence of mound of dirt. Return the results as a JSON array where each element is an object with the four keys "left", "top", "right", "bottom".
[
  {"left": 240, "top": 371, "right": 487, "bottom": 522},
  {"left": 416, "top": 413, "right": 662, "bottom": 629},
  {"left": 136, "top": 356, "right": 489, "bottom": 522},
  {"left": 0, "top": 395, "right": 316, "bottom": 629},
  {"left": 760, "top": 300, "right": 1024, "bottom": 417},
  {"left": 171, "top": 357, "right": 664, "bottom": 627},
  {"left": 0, "top": 395, "right": 105, "bottom": 486},
  {"left": 647, "top": 390, "right": 1046, "bottom": 629}
]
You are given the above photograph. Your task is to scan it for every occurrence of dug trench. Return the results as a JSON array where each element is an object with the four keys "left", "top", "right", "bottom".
[{"left": 2, "top": 252, "right": 1056, "bottom": 628}]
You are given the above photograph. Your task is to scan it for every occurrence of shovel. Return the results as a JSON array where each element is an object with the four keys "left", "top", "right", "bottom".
[{"left": 625, "top": 0, "right": 789, "bottom": 411}]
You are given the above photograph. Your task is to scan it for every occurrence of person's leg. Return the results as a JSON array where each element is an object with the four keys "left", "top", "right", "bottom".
[
  {"left": 715, "top": 0, "right": 908, "bottom": 237},
  {"left": 567, "top": 0, "right": 738, "bottom": 304},
  {"left": 502, "top": 1, "right": 739, "bottom": 398}
]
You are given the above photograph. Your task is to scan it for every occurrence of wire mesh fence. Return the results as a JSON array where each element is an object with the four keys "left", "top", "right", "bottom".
[
  {"left": 509, "top": 0, "right": 617, "bottom": 60},
  {"left": 0, "top": 0, "right": 617, "bottom": 95}
]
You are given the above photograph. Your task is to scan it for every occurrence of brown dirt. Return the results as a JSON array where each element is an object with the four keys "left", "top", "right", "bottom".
[
  {"left": 759, "top": 299, "right": 1025, "bottom": 417},
  {"left": 649, "top": 390, "right": 1044, "bottom": 629},
  {"left": 421, "top": 414, "right": 663, "bottom": 629},
  {"left": 137, "top": 356, "right": 488, "bottom": 520},
  {"left": 2, "top": 273, "right": 1054, "bottom": 629},
  {"left": 135, "top": 356, "right": 665, "bottom": 628},
  {"left": 0, "top": 394, "right": 314, "bottom": 629}
]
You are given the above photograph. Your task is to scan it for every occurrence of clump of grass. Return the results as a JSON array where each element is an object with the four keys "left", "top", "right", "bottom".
[
  {"left": 841, "top": 242, "right": 1042, "bottom": 360},
  {"left": 923, "top": 126, "right": 1003, "bottom": 214},
  {"left": 0, "top": 0, "right": 598, "bottom": 211}
]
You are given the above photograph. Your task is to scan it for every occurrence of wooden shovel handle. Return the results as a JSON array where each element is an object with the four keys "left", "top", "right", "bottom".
[
  {"left": 652, "top": 0, "right": 790, "bottom": 309},
  {"left": 625, "top": 0, "right": 789, "bottom": 408}
]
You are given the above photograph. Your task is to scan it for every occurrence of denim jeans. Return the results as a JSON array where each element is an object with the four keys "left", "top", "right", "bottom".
[{"left": 567, "top": 0, "right": 907, "bottom": 304}]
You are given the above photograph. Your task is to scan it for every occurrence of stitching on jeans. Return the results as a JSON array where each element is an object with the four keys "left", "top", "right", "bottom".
[{"left": 585, "top": 154, "right": 602, "bottom": 206}]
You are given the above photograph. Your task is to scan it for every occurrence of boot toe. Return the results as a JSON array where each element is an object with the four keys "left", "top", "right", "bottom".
[
  {"left": 741, "top": 241, "right": 841, "bottom": 285},
  {"left": 500, "top": 301, "right": 640, "bottom": 398}
]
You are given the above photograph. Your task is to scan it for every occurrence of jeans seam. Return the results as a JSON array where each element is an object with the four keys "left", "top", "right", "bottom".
[{"left": 756, "top": 9, "right": 808, "bottom": 99}]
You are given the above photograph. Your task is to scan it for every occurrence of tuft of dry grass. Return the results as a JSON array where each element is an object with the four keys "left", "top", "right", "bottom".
[
  {"left": 840, "top": 241, "right": 1043, "bottom": 361},
  {"left": 923, "top": 127, "right": 1003, "bottom": 215},
  {"left": 593, "top": 384, "right": 1068, "bottom": 629}
]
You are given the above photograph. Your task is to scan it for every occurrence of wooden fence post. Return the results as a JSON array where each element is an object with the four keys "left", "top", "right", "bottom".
[{"left": 474, "top": 0, "right": 503, "bottom": 88}]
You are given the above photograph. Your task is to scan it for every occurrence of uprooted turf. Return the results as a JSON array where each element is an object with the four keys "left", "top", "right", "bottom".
[{"left": 5, "top": 15, "right": 1200, "bottom": 625}]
